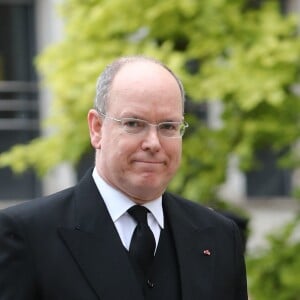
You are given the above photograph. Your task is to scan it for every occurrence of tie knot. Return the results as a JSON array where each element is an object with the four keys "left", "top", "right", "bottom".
[{"left": 128, "top": 205, "right": 149, "bottom": 224}]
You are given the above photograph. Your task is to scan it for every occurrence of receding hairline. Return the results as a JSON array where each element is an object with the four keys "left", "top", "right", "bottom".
[
  {"left": 109, "top": 55, "right": 182, "bottom": 83},
  {"left": 94, "top": 55, "right": 185, "bottom": 113}
]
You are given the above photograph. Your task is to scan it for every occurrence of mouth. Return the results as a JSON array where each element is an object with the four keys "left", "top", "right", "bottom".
[
  {"left": 133, "top": 160, "right": 166, "bottom": 170},
  {"left": 134, "top": 160, "right": 164, "bottom": 165}
]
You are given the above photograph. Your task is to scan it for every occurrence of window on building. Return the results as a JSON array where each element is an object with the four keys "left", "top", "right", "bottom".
[
  {"left": 246, "top": 149, "right": 291, "bottom": 197},
  {"left": 0, "top": 0, "right": 41, "bottom": 200}
]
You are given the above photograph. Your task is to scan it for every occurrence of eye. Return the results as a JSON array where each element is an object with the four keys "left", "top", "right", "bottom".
[
  {"left": 122, "top": 118, "right": 146, "bottom": 128},
  {"left": 159, "top": 122, "right": 179, "bottom": 131}
]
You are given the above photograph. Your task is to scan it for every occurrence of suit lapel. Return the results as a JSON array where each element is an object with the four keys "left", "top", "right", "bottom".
[
  {"left": 163, "top": 194, "right": 215, "bottom": 300},
  {"left": 58, "top": 171, "right": 143, "bottom": 300}
]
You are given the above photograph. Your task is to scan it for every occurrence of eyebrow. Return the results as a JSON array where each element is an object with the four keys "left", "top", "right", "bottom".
[
  {"left": 122, "top": 116, "right": 183, "bottom": 123},
  {"left": 119, "top": 112, "right": 182, "bottom": 122}
]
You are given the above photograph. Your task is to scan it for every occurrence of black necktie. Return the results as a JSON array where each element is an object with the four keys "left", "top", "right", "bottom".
[{"left": 128, "top": 205, "right": 156, "bottom": 275}]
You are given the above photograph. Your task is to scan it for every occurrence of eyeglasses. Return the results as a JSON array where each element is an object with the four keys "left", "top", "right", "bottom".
[{"left": 96, "top": 110, "right": 188, "bottom": 138}]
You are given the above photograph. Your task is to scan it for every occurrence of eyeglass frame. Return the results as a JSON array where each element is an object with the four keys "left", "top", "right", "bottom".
[{"left": 94, "top": 108, "right": 189, "bottom": 138}]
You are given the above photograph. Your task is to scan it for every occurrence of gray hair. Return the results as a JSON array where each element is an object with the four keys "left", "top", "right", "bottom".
[{"left": 94, "top": 56, "right": 185, "bottom": 114}]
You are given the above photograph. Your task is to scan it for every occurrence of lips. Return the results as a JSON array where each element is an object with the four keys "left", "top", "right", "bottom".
[
  {"left": 134, "top": 160, "right": 165, "bottom": 164},
  {"left": 139, "top": 161, "right": 163, "bottom": 164},
  {"left": 133, "top": 160, "right": 166, "bottom": 169}
]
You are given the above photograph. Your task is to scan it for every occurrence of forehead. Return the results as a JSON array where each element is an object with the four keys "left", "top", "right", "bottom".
[{"left": 108, "top": 61, "right": 183, "bottom": 114}]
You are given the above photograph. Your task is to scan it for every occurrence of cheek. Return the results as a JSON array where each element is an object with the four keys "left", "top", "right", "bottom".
[
  {"left": 169, "top": 140, "right": 182, "bottom": 154},
  {"left": 173, "top": 151, "right": 182, "bottom": 170},
  {"left": 102, "top": 132, "right": 136, "bottom": 161},
  {"left": 166, "top": 142, "right": 182, "bottom": 165}
]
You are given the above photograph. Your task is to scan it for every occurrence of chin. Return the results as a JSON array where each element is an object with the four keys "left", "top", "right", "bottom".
[
  {"left": 127, "top": 173, "right": 170, "bottom": 195},
  {"left": 135, "top": 175, "right": 162, "bottom": 187}
]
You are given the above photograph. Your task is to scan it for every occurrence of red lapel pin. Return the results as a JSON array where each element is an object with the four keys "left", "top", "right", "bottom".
[{"left": 203, "top": 249, "right": 211, "bottom": 256}]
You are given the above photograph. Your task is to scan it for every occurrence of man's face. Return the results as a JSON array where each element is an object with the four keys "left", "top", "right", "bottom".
[{"left": 90, "top": 61, "right": 183, "bottom": 203}]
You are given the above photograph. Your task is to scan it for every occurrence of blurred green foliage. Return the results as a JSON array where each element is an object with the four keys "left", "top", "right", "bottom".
[
  {"left": 1, "top": 0, "right": 300, "bottom": 206},
  {"left": 247, "top": 212, "right": 300, "bottom": 300}
]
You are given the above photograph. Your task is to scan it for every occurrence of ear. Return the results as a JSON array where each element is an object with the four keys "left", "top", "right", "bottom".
[{"left": 87, "top": 109, "right": 102, "bottom": 149}]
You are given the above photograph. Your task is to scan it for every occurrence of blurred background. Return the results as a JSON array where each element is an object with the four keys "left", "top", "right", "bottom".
[{"left": 1, "top": 0, "right": 300, "bottom": 298}]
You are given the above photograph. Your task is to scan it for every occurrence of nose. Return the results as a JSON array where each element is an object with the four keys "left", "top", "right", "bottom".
[{"left": 140, "top": 125, "right": 162, "bottom": 153}]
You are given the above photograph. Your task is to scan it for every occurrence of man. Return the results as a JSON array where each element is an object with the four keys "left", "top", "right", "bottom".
[{"left": 0, "top": 56, "right": 248, "bottom": 299}]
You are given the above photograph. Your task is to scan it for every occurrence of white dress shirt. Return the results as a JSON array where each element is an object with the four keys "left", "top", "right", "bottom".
[{"left": 92, "top": 168, "right": 164, "bottom": 251}]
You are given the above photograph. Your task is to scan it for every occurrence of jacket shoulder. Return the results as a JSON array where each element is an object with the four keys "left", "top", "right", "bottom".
[
  {"left": 164, "top": 192, "right": 235, "bottom": 228},
  {"left": 0, "top": 187, "right": 75, "bottom": 225}
]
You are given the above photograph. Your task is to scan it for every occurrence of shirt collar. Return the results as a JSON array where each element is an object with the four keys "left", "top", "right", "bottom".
[{"left": 92, "top": 168, "right": 164, "bottom": 228}]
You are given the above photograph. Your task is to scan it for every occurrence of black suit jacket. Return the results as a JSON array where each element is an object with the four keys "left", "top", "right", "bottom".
[{"left": 0, "top": 170, "right": 247, "bottom": 300}]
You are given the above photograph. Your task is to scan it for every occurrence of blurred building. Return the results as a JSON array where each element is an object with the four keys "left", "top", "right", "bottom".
[
  {"left": 0, "top": 0, "right": 75, "bottom": 202},
  {"left": 0, "top": 0, "right": 299, "bottom": 251}
]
